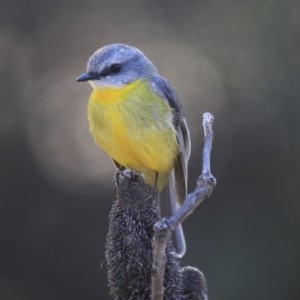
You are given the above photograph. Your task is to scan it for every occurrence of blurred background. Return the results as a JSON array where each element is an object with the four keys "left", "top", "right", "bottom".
[{"left": 1, "top": 0, "right": 300, "bottom": 299}]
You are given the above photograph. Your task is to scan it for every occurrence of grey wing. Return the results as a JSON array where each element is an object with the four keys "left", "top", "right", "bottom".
[
  {"left": 151, "top": 75, "right": 191, "bottom": 257},
  {"left": 151, "top": 75, "right": 191, "bottom": 203},
  {"left": 173, "top": 114, "right": 191, "bottom": 204}
]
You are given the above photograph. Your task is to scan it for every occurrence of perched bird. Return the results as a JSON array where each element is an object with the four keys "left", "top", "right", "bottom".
[{"left": 77, "top": 44, "right": 191, "bottom": 256}]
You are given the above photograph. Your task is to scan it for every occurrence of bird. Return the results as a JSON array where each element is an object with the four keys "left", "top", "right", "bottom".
[{"left": 76, "top": 44, "right": 191, "bottom": 257}]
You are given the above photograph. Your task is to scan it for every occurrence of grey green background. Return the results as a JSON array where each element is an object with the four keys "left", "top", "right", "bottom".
[{"left": 1, "top": 0, "right": 299, "bottom": 299}]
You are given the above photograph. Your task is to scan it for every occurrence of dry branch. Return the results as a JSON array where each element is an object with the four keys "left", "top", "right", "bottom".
[{"left": 106, "top": 113, "right": 216, "bottom": 300}]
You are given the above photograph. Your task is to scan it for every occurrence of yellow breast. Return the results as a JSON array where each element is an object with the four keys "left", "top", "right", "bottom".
[{"left": 87, "top": 79, "right": 179, "bottom": 188}]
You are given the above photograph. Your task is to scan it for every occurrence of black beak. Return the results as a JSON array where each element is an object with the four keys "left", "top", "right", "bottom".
[{"left": 76, "top": 72, "right": 100, "bottom": 82}]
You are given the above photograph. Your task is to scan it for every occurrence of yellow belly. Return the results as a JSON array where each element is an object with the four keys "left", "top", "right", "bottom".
[{"left": 87, "top": 80, "right": 178, "bottom": 189}]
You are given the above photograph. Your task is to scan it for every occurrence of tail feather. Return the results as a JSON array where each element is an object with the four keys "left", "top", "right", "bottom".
[{"left": 159, "top": 168, "right": 186, "bottom": 257}]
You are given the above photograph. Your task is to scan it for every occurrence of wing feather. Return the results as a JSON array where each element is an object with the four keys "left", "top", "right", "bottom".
[{"left": 152, "top": 75, "right": 191, "bottom": 257}]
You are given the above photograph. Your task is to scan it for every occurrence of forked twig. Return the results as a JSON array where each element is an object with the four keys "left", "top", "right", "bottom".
[{"left": 151, "top": 113, "right": 216, "bottom": 300}]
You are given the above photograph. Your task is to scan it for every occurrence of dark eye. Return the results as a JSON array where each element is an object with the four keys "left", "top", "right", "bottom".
[{"left": 110, "top": 64, "right": 122, "bottom": 74}]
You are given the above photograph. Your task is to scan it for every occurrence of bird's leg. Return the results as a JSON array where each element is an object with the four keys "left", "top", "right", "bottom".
[
  {"left": 154, "top": 171, "right": 159, "bottom": 191},
  {"left": 112, "top": 159, "right": 125, "bottom": 171}
]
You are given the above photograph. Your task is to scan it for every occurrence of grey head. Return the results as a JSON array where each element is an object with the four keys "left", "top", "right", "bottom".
[{"left": 76, "top": 44, "right": 158, "bottom": 88}]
